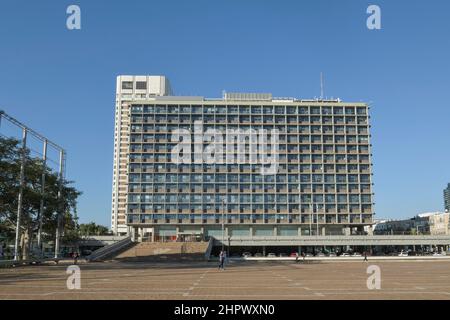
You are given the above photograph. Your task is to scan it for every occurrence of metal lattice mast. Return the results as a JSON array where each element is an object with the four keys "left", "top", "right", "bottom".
[{"left": 0, "top": 110, "right": 66, "bottom": 260}]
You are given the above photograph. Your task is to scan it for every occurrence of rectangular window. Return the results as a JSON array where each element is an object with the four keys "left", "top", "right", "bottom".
[
  {"left": 136, "top": 81, "right": 147, "bottom": 90},
  {"left": 122, "top": 81, "right": 133, "bottom": 90}
]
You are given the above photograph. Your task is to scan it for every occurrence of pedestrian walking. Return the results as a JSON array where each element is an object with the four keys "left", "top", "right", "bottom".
[
  {"left": 295, "top": 252, "right": 299, "bottom": 263},
  {"left": 218, "top": 250, "right": 225, "bottom": 270},
  {"left": 363, "top": 251, "right": 368, "bottom": 262},
  {"left": 72, "top": 251, "right": 79, "bottom": 265},
  {"left": 302, "top": 252, "right": 306, "bottom": 262}
]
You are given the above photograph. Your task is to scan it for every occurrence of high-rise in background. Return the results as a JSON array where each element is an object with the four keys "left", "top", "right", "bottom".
[{"left": 444, "top": 183, "right": 450, "bottom": 213}]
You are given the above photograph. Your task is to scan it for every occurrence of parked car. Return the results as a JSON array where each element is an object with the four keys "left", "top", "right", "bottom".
[
  {"left": 398, "top": 251, "right": 408, "bottom": 257},
  {"left": 352, "top": 252, "right": 362, "bottom": 257},
  {"left": 279, "top": 253, "right": 288, "bottom": 257},
  {"left": 340, "top": 252, "right": 351, "bottom": 257},
  {"left": 254, "top": 253, "right": 263, "bottom": 257},
  {"left": 242, "top": 252, "right": 252, "bottom": 258},
  {"left": 267, "top": 253, "right": 276, "bottom": 258},
  {"left": 316, "top": 252, "right": 325, "bottom": 257},
  {"left": 290, "top": 252, "right": 298, "bottom": 257},
  {"left": 328, "top": 252, "right": 337, "bottom": 257}
]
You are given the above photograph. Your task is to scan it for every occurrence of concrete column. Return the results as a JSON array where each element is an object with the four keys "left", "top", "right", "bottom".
[
  {"left": 249, "top": 226, "right": 253, "bottom": 237},
  {"left": 152, "top": 226, "right": 157, "bottom": 242},
  {"left": 274, "top": 226, "right": 278, "bottom": 237},
  {"left": 200, "top": 226, "right": 205, "bottom": 241},
  {"left": 298, "top": 226, "right": 302, "bottom": 236},
  {"left": 321, "top": 226, "right": 326, "bottom": 236}
]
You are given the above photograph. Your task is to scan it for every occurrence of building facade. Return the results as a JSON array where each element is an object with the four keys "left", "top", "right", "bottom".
[
  {"left": 112, "top": 75, "right": 374, "bottom": 239},
  {"left": 111, "top": 76, "right": 172, "bottom": 235},
  {"left": 444, "top": 183, "right": 450, "bottom": 212},
  {"left": 374, "top": 212, "right": 450, "bottom": 235}
]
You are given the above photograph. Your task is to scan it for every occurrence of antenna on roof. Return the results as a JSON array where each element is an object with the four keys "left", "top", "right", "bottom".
[{"left": 320, "top": 72, "right": 324, "bottom": 100}]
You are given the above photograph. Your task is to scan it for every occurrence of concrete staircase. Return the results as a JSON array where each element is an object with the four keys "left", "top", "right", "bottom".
[{"left": 114, "top": 241, "right": 210, "bottom": 262}]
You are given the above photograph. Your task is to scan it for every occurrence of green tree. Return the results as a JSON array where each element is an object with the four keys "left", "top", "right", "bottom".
[
  {"left": 79, "top": 222, "right": 110, "bottom": 236},
  {"left": 0, "top": 137, "right": 81, "bottom": 259}
]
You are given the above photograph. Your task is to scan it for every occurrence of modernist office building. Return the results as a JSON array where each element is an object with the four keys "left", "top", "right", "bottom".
[
  {"left": 445, "top": 183, "right": 450, "bottom": 212},
  {"left": 111, "top": 76, "right": 374, "bottom": 240}
]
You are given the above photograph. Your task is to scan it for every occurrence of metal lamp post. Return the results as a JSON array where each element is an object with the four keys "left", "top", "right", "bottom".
[
  {"left": 316, "top": 204, "right": 319, "bottom": 236},
  {"left": 309, "top": 202, "right": 312, "bottom": 236},
  {"left": 221, "top": 198, "right": 226, "bottom": 252}
]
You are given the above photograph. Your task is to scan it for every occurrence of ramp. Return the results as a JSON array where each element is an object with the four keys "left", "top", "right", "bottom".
[{"left": 86, "top": 236, "right": 134, "bottom": 262}]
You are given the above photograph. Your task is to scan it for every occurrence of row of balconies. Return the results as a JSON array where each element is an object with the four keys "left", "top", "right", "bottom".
[
  {"left": 127, "top": 217, "right": 372, "bottom": 225},
  {"left": 131, "top": 118, "right": 368, "bottom": 125},
  {"left": 129, "top": 169, "right": 371, "bottom": 175},
  {"left": 129, "top": 192, "right": 372, "bottom": 199},
  {"left": 128, "top": 186, "right": 371, "bottom": 193},
  {"left": 129, "top": 168, "right": 370, "bottom": 175},
  {"left": 133, "top": 107, "right": 367, "bottom": 115},
  {"left": 127, "top": 207, "right": 373, "bottom": 215},
  {"left": 128, "top": 159, "right": 371, "bottom": 168},
  {"left": 128, "top": 149, "right": 371, "bottom": 156},
  {"left": 129, "top": 124, "right": 370, "bottom": 134},
  {"left": 129, "top": 157, "right": 372, "bottom": 164},
  {"left": 130, "top": 130, "right": 370, "bottom": 138}
]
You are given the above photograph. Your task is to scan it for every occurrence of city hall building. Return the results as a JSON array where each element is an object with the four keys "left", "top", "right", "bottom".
[{"left": 111, "top": 75, "right": 374, "bottom": 241}]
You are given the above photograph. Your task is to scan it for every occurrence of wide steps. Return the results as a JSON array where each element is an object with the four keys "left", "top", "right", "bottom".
[{"left": 114, "top": 242, "right": 209, "bottom": 261}]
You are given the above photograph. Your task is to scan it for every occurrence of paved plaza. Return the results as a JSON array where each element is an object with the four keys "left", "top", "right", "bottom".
[{"left": 1, "top": 260, "right": 450, "bottom": 300}]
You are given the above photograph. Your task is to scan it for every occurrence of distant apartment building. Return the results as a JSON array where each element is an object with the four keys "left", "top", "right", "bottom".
[
  {"left": 374, "top": 212, "right": 450, "bottom": 235},
  {"left": 425, "top": 212, "right": 450, "bottom": 235},
  {"left": 444, "top": 183, "right": 450, "bottom": 212},
  {"left": 111, "top": 75, "right": 375, "bottom": 239}
]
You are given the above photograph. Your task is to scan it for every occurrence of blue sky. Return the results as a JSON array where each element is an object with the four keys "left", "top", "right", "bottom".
[{"left": 0, "top": 0, "right": 449, "bottom": 226}]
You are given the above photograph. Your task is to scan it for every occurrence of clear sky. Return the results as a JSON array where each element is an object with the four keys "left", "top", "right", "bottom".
[{"left": 0, "top": 0, "right": 449, "bottom": 226}]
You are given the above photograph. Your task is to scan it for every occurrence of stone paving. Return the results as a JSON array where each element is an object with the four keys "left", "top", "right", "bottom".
[{"left": 0, "top": 260, "right": 449, "bottom": 299}]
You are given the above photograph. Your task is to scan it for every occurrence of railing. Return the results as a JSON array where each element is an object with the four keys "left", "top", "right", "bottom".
[
  {"left": 86, "top": 236, "right": 133, "bottom": 262},
  {"left": 216, "top": 235, "right": 450, "bottom": 246},
  {"left": 0, "top": 257, "right": 60, "bottom": 268}
]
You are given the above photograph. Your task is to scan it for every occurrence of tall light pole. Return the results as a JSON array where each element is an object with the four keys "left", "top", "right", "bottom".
[
  {"left": 309, "top": 202, "right": 312, "bottom": 236},
  {"left": 37, "top": 139, "right": 48, "bottom": 257},
  {"left": 315, "top": 204, "right": 319, "bottom": 236},
  {"left": 221, "top": 198, "right": 226, "bottom": 252},
  {"left": 54, "top": 150, "right": 66, "bottom": 259},
  {"left": 14, "top": 128, "right": 27, "bottom": 261}
]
